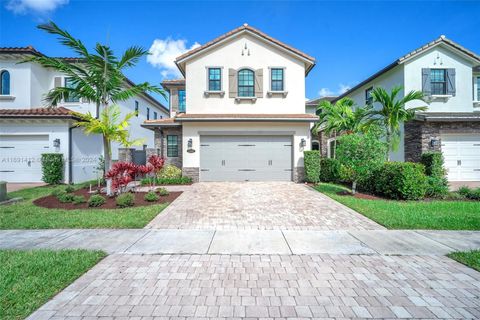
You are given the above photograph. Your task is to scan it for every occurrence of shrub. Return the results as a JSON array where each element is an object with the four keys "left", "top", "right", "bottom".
[
  {"left": 336, "top": 133, "right": 387, "bottom": 193},
  {"left": 304, "top": 151, "right": 320, "bottom": 183},
  {"left": 88, "top": 194, "right": 106, "bottom": 207},
  {"left": 375, "top": 162, "right": 427, "bottom": 200},
  {"left": 425, "top": 176, "right": 449, "bottom": 199},
  {"left": 116, "top": 193, "right": 135, "bottom": 208},
  {"left": 105, "top": 161, "right": 137, "bottom": 193},
  {"left": 41, "top": 153, "right": 64, "bottom": 185},
  {"left": 157, "top": 187, "right": 169, "bottom": 196},
  {"left": 140, "top": 176, "right": 192, "bottom": 186},
  {"left": 72, "top": 195, "right": 86, "bottom": 204},
  {"left": 65, "top": 185, "right": 75, "bottom": 193},
  {"left": 158, "top": 164, "right": 182, "bottom": 179},
  {"left": 57, "top": 193, "right": 75, "bottom": 203},
  {"left": 51, "top": 188, "right": 66, "bottom": 197},
  {"left": 458, "top": 186, "right": 471, "bottom": 197},
  {"left": 421, "top": 152, "right": 446, "bottom": 178},
  {"left": 144, "top": 191, "right": 159, "bottom": 202},
  {"left": 319, "top": 158, "right": 342, "bottom": 183},
  {"left": 457, "top": 186, "right": 480, "bottom": 201}
]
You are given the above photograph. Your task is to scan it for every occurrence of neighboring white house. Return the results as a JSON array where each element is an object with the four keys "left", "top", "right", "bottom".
[
  {"left": 142, "top": 24, "right": 318, "bottom": 182},
  {"left": 0, "top": 46, "right": 169, "bottom": 183},
  {"left": 322, "top": 36, "right": 480, "bottom": 182}
]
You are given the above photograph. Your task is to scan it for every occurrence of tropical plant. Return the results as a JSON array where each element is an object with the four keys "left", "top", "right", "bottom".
[
  {"left": 369, "top": 86, "right": 427, "bottom": 159},
  {"left": 105, "top": 161, "right": 138, "bottom": 194},
  {"left": 23, "top": 21, "right": 164, "bottom": 193},
  {"left": 312, "top": 98, "right": 373, "bottom": 158}
]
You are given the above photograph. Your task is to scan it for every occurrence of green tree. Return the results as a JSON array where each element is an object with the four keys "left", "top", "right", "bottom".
[
  {"left": 336, "top": 132, "right": 387, "bottom": 194},
  {"left": 369, "top": 86, "right": 427, "bottom": 160},
  {"left": 23, "top": 21, "right": 164, "bottom": 194},
  {"left": 312, "top": 98, "right": 373, "bottom": 158}
]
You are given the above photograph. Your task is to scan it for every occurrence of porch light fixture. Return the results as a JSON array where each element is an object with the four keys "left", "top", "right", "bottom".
[
  {"left": 53, "top": 138, "right": 60, "bottom": 148},
  {"left": 300, "top": 138, "right": 306, "bottom": 148},
  {"left": 430, "top": 138, "right": 440, "bottom": 148},
  {"left": 188, "top": 138, "right": 193, "bottom": 149}
]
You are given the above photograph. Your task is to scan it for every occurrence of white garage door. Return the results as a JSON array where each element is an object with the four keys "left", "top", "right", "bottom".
[
  {"left": 0, "top": 135, "right": 50, "bottom": 182},
  {"left": 441, "top": 134, "right": 480, "bottom": 181},
  {"left": 200, "top": 135, "right": 292, "bottom": 181}
]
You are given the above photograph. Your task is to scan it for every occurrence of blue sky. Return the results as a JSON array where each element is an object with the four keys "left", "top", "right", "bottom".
[{"left": 1, "top": 0, "right": 479, "bottom": 105}]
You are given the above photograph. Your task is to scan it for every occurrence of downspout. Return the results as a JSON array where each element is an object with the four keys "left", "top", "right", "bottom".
[{"left": 68, "top": 126, "right": 73, "bottom": 184}]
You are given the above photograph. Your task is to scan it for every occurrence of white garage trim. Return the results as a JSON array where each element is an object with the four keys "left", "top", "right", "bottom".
[{"left": 441, "top": 134, "right": 480, "bottom": 181}]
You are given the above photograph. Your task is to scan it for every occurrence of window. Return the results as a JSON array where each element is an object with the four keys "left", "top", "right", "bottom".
[
  {"left": 238, "top": 69, "right": 255, "bottom": 97},
  {"left": 135, "top": 101, "right": 139, "bottom": 116},
  {"left": 208, "top": 68, "right": 221, "bottom": 91},
  {"left": 64, "top": 77, "right": 80, "bottom": 102},
  {"left": 146, "top": 107, "right": 150, "bottom": 120},
  {"left": 167, "top": 135, "right": 178, "bottom": 157},
  {"left": 328, "top": 139, "right": 339, "bottom": 158},
  {"left": 0, "top": 70, "right": 10, "bottom": 95},
  {"left": 477, "top": 77, "right": 480, "bottom": 100},
  {"left": 311, "top": 141, "right": 319, "bottom": 151},
  {"left": 271, "top": 68, "right": 284, "bottom": 91},
  {"left": 431, "top": 69, "right": 447, "bottom": 95},
  {"left": 178, "top": 89, "right": 186, "bottom": 112},
  {"left": 153, "top": 111, "right": 158, "bottom": 120},
  {"left": 365, "top": 87, "right": 373, "bottom": 105}
]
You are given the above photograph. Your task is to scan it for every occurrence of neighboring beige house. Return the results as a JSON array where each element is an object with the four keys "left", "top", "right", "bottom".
[
  {"left": 142, "top": 24, "right": 318, "bottom": 182},
  {"left": 317, "top": 36, "right": 480, "bottom": 183}
]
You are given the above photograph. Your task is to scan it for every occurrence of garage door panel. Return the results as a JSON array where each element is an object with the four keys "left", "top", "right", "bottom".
[
  {"left": 441, "top": 134, "right": 480, "bottom": 182},
  {"left": 200, "top": 135, "right": 292, "bottom": 182}
]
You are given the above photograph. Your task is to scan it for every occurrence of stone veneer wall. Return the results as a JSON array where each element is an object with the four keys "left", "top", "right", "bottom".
[
  {"left": 404, "top": 120, "right": 480, "bottom": 162},
  {"left": 118, "top": 148, "right": 134, "bottom": 162},
  {"left": 293, "top": 167, "right": 305, "bottom": 183},
  {"left": 153, "top": 128, "right": 183, "bottom": 168},
  {"left": 183, "top": 167, "right": 199, "bottom": 182}
]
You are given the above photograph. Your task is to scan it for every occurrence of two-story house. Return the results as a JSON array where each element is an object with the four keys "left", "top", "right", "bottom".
[
  {"left": 0, "top": 46, "right": 169, "bottom": 183},
  {"left": 320, "top": 36, "right": 480, "bottom": 183},
  {"left": 142, "top": 24, "right": 318, "bottom": 182}
]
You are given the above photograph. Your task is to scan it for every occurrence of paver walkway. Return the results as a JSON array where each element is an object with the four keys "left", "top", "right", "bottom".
[
  {"left": 29, "top": 254, "right": 480, "bottom": 320},
  {"left": 147, "top": 182, "right": 383, "bottom": 230}
]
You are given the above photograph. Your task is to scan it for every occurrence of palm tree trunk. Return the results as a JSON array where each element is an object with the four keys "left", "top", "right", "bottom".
[
  {"left": 333, "top": 130, "right": 337, "bottom": 159},
  {"left": 103, "top": 136, "right": 113, "bottom": 196},
  {"left": 385, "top": 128, "right": 391, "bottom": 161}
]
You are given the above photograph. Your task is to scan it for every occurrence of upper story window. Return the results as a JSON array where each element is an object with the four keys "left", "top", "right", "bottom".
[
  {"left": 365, "top": 87, "right": 373, "bottom": 105},
  {"left": 135, "top": 101, "right": 139, "bottom": 116},
  {"left": 431, "top": 69, "right": 447, "bottom": 95},
  {"left": 238, "top": 69, "right": 255, "bottom": 97},
  {"left": 0, "top": 70, "right": 10, "bottom": 95},
  {"left": 208, "top": 68, "right": 221, "bottom": 91},
  {"left": 178, "top": 89, "right": 186, "bottom": 112},
  {"left": 146, "top": 107, "right": 150, "bottom": 120},
  {"left": 153, "top": 111, "right": 158, "bottom": 120},
  {"left": 270, "top": 68, "right": 284, "bottom": 91},
  {"left": 64, "top": 77, "right": 80, "bottom": 102}
]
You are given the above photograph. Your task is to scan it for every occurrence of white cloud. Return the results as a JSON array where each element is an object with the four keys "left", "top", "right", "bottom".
[
  {"left": 147, "top": 38, "right": 200, "bottom": 78},
  {"left": 318, "top": 83, "right": 351, "bottom": 97},
  {"left": 5, "top": 0, "right": 68, "bottom": 15}
]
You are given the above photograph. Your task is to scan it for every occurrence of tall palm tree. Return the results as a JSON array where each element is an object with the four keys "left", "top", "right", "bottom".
[
  {"left": 23, "top": 21, "right": 165, "bottom": 175},
  {"left": 369, "top": 86, "right": 427, "bottom": 160},
  {"left": 312, "top": 98, "right": 372, "bottom": 158}
]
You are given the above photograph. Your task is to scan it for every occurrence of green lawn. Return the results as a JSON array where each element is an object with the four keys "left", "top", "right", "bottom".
[
  {"left": 1, "top": 184, "right": 168, "bottom": 229},
  {"left": 0, "top": 249, "right": 105, "bottom": 320},
  {"left": 314, "top": 183, "right": 480, "bottom": 230},
  {"left": 448, "top": 250, "right": 480, "bottom": 272}
]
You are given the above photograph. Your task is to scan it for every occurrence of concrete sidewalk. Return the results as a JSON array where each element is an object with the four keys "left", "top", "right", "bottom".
[{"left": 1, "top": 229, "right": 479, "bottom": 255}]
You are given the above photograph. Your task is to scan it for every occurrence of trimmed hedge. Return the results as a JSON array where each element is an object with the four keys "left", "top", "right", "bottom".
[
  {"left": 140, "top": 176, "right": 192, "bottom": 185},
  {"left": 374, "top": 162, "right": 427, "bottom": 200},
  {"left": 41, "top": 153, "right": 64, "bottom": 185},
  {"left": 304, "top": 151, "right": 320, "bottom": 183},
  {"left": 319, "top": 158, "right": 342, "bottom": 183},
  {"left": 421, "top": 152, "right": 445, "bottom": 177}
]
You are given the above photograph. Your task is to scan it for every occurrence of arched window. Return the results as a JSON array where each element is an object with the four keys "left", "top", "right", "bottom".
[
  {"left": 311, "top": 141, "right": 319, "bottom": 151},
  {"left": 238, "top": 69, "right": 254, "bottom": 97},
  {"left": 0, "top": 70, "right": 10, "bottom": 95}
]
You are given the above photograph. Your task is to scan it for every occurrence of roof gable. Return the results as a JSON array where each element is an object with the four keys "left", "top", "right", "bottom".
[{"left": 175, "top": 24, "right": 316, "bottom": 76}]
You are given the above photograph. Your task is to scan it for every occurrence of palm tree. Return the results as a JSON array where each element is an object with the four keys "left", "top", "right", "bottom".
[
  {"left": 23, "top": 21, "right": 164, "bottom": 173},
  {"left": 369, "top": 86, "right": 427, "bottom": 160},
  {"left": 312, "top": 98, "right": 372, "bottom": 158}
]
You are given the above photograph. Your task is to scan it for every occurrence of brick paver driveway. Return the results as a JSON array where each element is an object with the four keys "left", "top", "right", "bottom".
[
  {"left": 31, "top": 254, "right": 480, "bottom": 319},
  {"left": 147, "top": 182, "right": 383, "bottom": 230}
]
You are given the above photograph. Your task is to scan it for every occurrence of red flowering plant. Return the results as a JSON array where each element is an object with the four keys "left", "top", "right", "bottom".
[
  {"left": 105, "top": 161, "right": 138, "bottom": 194},
  {"left": 145, "top": 155, "right": 165, "bottom": 189}
]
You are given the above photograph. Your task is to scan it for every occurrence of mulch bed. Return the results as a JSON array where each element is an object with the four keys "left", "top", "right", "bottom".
[
  {"left": 33, "top": 188, "right": 182, "bottom": 210},
  {"left": 336, "top": 190, "right": 382, "bottom": 200}
]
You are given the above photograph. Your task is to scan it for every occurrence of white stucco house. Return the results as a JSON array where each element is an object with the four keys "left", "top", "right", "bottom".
[
  {"left": 0, "top": 46, "right": 169, "bottom": 183},
  {"left": 316, "top": 35, "right": 480, "bottom": 182},
  {"left": 142, "top": 24, "right": 318, "bottom": 182}
]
